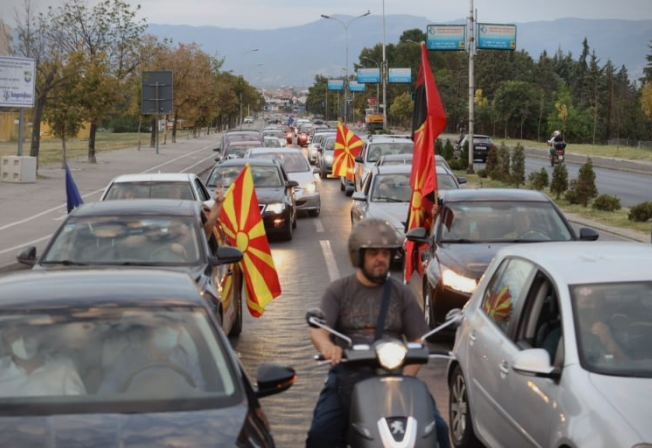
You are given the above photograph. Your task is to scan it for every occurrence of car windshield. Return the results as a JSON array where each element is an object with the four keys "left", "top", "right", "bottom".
[
  {"left": 0, "top": 308, "right": 240, "bottom": 413},
  {"left": 437, "top": 174, "right": 460, "bottom": 190},
  {"left": 366, "top": 143, "right": 413, "bottom": 163},
  {"left": 571, "top": 282, "right": 652, "bottom": 377},
  {"left": 225, "top": 144, "right": 259, "bottom": 159},
  {"left": 371, "top": 174, "right": 411, "bottom": 202},
  {"left": 250, "top": 152, "right": 310, "bottom": 173},
  {"left": 104, "top": 181, "right": 194, "bottom": 201},
  {"left": 439, "top": 202, "right": 574, "bottom": 243},
  {"left": 42, "top": 215, "right": 202, "bottom": 265}
]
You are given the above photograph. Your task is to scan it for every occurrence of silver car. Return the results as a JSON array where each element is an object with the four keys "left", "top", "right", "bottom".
[
  {"left": 447, "top": 241, "right": 652, "bottom": 448},
  {"left": 245, "top": 147, "right": 321, "bottom": 217}
]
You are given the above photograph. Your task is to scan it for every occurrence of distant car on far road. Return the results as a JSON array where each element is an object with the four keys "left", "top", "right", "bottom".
[{"left": 454, "top": 134, "right": 497, "bottom": 163}]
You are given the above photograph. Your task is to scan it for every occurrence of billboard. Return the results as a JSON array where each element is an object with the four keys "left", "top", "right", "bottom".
[
  {"left": 388, "top": 68, "right": 411, "bottom": 84},
  {"left": 0, "top": 56, "right": 36, "bottom": 108},
  {"left": 141, "top": 71, "right": 173, "bottom": 115},
  {"left": 477, "top": 24, "right": 517, "bottom": 50},
  {"left": 348, "top": 82, "right": 366, "bottom": 92},
  {"left": 327, "top": 79, "right": 344, "bottom": 91},
  {"left": 426, "top": 25, "right": 466, "bottom": 51},
  {"left": 357, "top": 68, "right": 380, "bottom": 83}
]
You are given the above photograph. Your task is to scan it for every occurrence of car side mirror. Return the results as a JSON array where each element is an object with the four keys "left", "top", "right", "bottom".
[
  {"left": 215, "top": 155, "right": 222, "bottom": 162},
  {"left": 354, "top": 155, "right": 364, "bottom": 163},
  {"left": 255, "top": 363, "right": 296, "bottom": 398},
  {"left": 351, "top": 192, "right": 366, "bottom": 201},
  {"left": 457, "top": 177, "right": 467, "bottom": 185},
  {"left": 213, "top": 145, "right": 221, "bottom": 152},
  {"left": 210, "top": 245, "right": 244, "bottom": 266},
  {"left": 405, "top": 227, "right": 429, "bottom": 244},
  {"left": 578, "top": 227, "right": 599, "bottom": 241},
  {"left": 306, "top": 308, "right": 326, "bottom": 327},
  {"left": 511, "top": 348, "right": 557, "bottom": 378},
  {"left": 287, "top": 180, "right": 299, "bottom": 188},
  {"left": 313, "top": 167, "right": 321, "bottom": 175},
  {"left": 16, "top": 246, "right": 37, "bottom": 266}
]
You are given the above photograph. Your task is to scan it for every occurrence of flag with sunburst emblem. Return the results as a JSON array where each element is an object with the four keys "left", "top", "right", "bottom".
[
  {"left": 404, "top": 41, "right": 447, "bottom": 283},
  {"left": 333, "top": 121, "right": 363, "bottom": 180},
  {"left": 218, "top": 163, "right": 281, "bottom": 317},
  {"left": 483, "top": 286, "right": 512, "bottom": 322}
]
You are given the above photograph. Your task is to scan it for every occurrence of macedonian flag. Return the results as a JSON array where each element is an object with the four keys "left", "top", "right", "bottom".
[
  {"left": 218, "top": 163, "right": 281, "bottom": 317},
  {"left": 483, "top": 286, "right": 512, "bottom": 322},
  {"left": 404, "top": 41, "right": 447, "bottom": 283},
  {"left": 333, "top": 121, "right": 363, "bottom": 180}
]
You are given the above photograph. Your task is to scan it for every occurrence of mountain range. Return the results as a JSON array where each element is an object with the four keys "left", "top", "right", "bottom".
[{"left": 146, "top": 16, "right": 652, "bottom": 89}]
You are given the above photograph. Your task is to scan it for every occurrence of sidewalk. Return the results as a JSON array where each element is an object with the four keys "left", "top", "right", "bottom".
[{"left": 0, "top": 132, "right": 223, "bottom": 272}]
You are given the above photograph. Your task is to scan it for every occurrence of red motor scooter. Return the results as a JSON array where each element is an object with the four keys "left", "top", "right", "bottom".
[{"left": 550, "top": 140, "right": 567, "bottom": 166}]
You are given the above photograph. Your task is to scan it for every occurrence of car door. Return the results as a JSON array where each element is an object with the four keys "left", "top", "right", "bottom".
[
  {"left": 354, "top": 141, "right": 370, "bottom": 191},
  {"left": 465, "top": 257, "right": 537, "bottom": 448}
]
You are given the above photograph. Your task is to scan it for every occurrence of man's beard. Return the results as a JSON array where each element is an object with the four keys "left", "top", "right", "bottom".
[{"left": 361, "top": 264, "right": 389, "bottom": 284}]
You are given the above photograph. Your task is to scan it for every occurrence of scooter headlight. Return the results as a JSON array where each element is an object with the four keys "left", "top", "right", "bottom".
[{"left": 375, "top": 341, "right": 408, "bottom": 370}]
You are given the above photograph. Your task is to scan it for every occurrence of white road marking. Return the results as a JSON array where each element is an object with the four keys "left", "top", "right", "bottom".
[
  {"left": 320, "top": 240, "right": 340, "bottom": 282},
  {"left": 314, "top": 219, "right": 324, "bottom": 233}
]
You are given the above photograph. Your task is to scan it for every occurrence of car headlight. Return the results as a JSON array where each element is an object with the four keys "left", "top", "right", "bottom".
[
  {"left": 375, "top": 340, "right": 408, "bottom": 370},
  {"left": 304, "top": 181, "right": 317, "bottom": 194},
  {"left": 442, "top": 268, "right": 477, "bottom": 294},
  {"left": 266, "top": 202, "right": 286, "bottom": 214},
  {"left": 324, "top": 155, "right": 333, "bottom": 163}
]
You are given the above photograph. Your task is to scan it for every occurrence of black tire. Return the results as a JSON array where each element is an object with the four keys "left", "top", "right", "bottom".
[
  {"left": 320, "top": 167, "right": 327, "bottom": 179},
  {"left": 282, "top": 220, "right": 293, "bottom": 241},
  {"left": 340, "top": 180, "right": 345, "bottom": 191},
  {"left": 449, "top": 365, "right": 482, "bottom": 448},
  {"left": 292, "top": 212, "right": 297, "bottom": 229},
  {"left": 228, "top": 273, "right": 243, "bottom": 337}
]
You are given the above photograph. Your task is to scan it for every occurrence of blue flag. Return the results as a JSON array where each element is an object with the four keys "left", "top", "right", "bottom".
[{"left": 65, "top": 162, "right": 83, "bottom": 213}]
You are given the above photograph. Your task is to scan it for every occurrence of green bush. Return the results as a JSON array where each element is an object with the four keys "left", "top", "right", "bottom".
[
  {"left": 510, "top": 143, "right": 525, "bottom": 188},
  {"left": 592, "top": 194, "right": 622, "bottom": 212},
  {"left": 448, "top": 158, "right": 464, "bottom": 170},
  {"left": 574, "top": 157, "right": 599, "bottom": 207},
  {"left": 528, "top": 168, "right": 549, "bottom": 191},
  {"left": 485, "top": 146, "right": 499, "bottom": 175},
  {"left": 628, "top": 202, "right": 652, "bottom": 222},
  {"left": 477, "top": 168, "right": 488, "bottom": 178},
  {"left": 441, "top": 139, "right": 454, "bottom": 161},
  {"left": 549, "top": 162, "right": 569, "bottom": 199}
]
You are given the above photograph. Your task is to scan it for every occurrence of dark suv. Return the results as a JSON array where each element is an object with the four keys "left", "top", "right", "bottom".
[
  {"left": 205, "top": 158, "right": 299, "bottom": 241},
  {"left": 455, "top": 134, "right": 497, "bottom": 163}
]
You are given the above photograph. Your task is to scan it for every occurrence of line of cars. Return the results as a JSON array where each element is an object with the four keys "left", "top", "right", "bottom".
[{"left": 6, "top": 130, "right": 299, "bottom": 444}]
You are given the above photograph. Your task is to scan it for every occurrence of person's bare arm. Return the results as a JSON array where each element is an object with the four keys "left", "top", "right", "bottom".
[
  {"left": 203, "top": 186, "right": 224, "bottom": 240},
  {"left": 310, "top": 328, "right": 343, "bottom": 366}
]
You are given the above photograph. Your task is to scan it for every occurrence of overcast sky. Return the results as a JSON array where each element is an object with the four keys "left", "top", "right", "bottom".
[{"left": 2, "top": 0, "right": 652, "bottom": 29}]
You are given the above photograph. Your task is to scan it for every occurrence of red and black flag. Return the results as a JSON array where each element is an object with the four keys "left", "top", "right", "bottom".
[{"left": 404, "top": 41, "right": 447, "bottom": 282}]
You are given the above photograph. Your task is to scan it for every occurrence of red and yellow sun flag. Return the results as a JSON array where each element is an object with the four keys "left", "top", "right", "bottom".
[
  {"left": 483, "top": 286, "right": 512, "bottom": 322},
  {"left": 218, "top": 163, "right": 281, "bottom": 317},
  {"left": 333, "top": 121, "right": 363, "bottom": 180},
  {"left": 404, "top": 41, "right": 447, "bottom": 282}
]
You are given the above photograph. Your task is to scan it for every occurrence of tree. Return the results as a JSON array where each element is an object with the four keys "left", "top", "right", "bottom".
[
  {"left": 642, "top": 40, "right": 652, "bottom": 84},
  {"left": 549, "top": 162, "right": 569, "bottom": 200},
  {"left": 641, "top": 82, "right": 652, "bottom": 129},
  {"left": 510, "top": 143, "right": 526, "bottom": 188},
  {"left": 388, "top": 92, "right": 412, "bottom": 129},
  {"left": 574, "top": 157, "right": 599, "bottom": 206}
]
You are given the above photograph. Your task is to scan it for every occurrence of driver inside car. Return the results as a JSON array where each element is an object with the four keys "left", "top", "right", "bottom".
[
  {"left": 503, "top": 210, "right": 532, "bottom": 239},
  {"left": 97, "top": 322, "right": 204, "bottom": 395}
]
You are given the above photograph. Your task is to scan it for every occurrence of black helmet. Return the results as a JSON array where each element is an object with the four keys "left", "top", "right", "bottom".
[{"left": 348, "top": 218, "right": 403, "bottom": 267}]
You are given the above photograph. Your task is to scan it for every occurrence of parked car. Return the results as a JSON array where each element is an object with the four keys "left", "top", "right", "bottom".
[
  {"left": 353, "top": 135, "right": 414, "bottom": 192},
  {"left": 350, "top": 164, "right": 463, "bottom": 266},
  {"left": 99, "top": 173, "right": 213, "bottom": 207},
  {"left": 404, "top": 188, "right": 600, "bottom": 332},
  {"left": 244, "top": 147, "right": 321, "bottom": 217},
  {"left": 448, "top": 241, "right": 652, "bottom": 448},
  {"left": 15, "top": 200, "right": 247, "bottom": 336},
  {"left": 0, "top": 268, "right": 295, "bottom": 447},
  {"left": 204, "top": 158, "right": 298, "bottom": 240},
  {"left": 454, "top": 134, "right": 497, "bottom": 163}
]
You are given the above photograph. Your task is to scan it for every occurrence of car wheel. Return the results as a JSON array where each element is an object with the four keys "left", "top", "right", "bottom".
[
  {"left": 423, "top": 281, "right": 436, "bottom": 329},
  {"left": 320, "top": 167, "right": 327, "bottom": 179},
  {"left": 340, "top": 179, "right": 345, "bottom": 191},
  {"left": 282, "top": 218, "right": 293, "bottom": 241},
  {"left": 228, "top": 270, "right": 244, "bottom": 337},
  {"left": 449, "top": 365, "right": 482, "bottom": 448},
  {"left": 292, "top": 211, "right": 297, "bottom": 229}
]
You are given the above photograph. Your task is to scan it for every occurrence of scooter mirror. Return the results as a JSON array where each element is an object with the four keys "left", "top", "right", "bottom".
[
  {"left": 445, "top": 308, "right": 463, "bottom": 326},
  {"left": 306, "top": 308, "right": 327, "bottom": 328}
]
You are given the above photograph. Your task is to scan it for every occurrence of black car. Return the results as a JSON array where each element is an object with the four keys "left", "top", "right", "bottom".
[
  {"left": 454, "top": 134, "right": 497, "bottom": 163},
  {"left": 405, "top": 188, "right": 599, "bottom": 335},
  {"left": 0, "top": 269, "right": 295, "bottom": 447},
  {"left": 205, "top": 158, "right": 298, "bottom": 241},
  {"left": 15, "top": 199, "right": 247, "bottom": 337}
]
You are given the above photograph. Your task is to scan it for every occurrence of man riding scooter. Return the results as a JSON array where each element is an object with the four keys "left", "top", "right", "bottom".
[
  {"left": 548, "top": 130, "right": 566, "bottom": 164},
  {"left": 305, "top": 218, "right": 451, "bottom": 448}
]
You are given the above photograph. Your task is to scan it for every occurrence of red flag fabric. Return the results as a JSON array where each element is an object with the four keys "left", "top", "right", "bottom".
[
  {"left": 333, "top": 121, "right": 363, "bottom": 180},
  {"left": 404, "top": 42, "right": 447, "bottom": 283},
  {"left": 218, "top": 163, "right": 281, "bottom": 317}
]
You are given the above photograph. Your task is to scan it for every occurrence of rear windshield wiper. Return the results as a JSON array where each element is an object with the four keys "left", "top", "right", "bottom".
[{"left": 441, "top": 239, "right": 475, "bottom": 244}]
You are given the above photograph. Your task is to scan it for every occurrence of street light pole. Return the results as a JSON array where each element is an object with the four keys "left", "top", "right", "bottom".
[
  {"left": 321, "top": 10, "right": 370, "bottom": 124},
  {"left": 381, "top": 0, "right": 387, "bottom": 131},
  {"left": 239, "top": 48, "right": 259, "bottom": 130}
]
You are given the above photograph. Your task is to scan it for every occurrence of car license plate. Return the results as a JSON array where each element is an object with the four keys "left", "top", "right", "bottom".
[{"left": 476, "top": 146, "right": 487, "bottom": 150}]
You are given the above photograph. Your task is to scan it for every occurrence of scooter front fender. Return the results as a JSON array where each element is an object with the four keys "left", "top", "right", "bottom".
[{"left": 347, "top": 376, "right": 438, "bottom": 448}]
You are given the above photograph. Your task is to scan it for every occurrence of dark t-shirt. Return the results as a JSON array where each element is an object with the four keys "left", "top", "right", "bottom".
[{"left": 320, "top": 275, "right": 429, "bottom": 347}]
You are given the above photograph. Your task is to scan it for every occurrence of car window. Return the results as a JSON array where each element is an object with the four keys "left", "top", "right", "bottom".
[
  {"left": 437, "top": 174, "right": 459, "bottom": 190},
  {"left": 250, "top": 152, "right": 310, "bottom": 173},
  {"left": 0, "top": 308, "right": 240, "bottom": 409},
  {"left": 104, "top": 182, "right": 194, "bottom": 201},
  {"left": 194, "top": 178, "right": 211, "bottom": 201},
  {"left": 371, "top": 174, "right": 411, "bottom": 202},
  {"left": 206, "top": 166, "right": 242, "bottom": 189},
  {"left": 43, "top": 216, "right": 202, "bottom": 265},
  {"left": 481, "top": 258, "right": 535, "bottom": 333},
  {"left": 251, "top": 166, "right": 283, "bottom": 187}
]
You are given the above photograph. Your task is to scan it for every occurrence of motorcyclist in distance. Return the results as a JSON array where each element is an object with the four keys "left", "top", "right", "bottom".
[
  {"left": 305, "top": 218, "right": 451, "bottom": 448},
  {"left": 548, "top": 130, "right": 565, "bottom": 160}
]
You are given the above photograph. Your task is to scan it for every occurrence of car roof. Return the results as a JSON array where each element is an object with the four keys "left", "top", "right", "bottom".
[
  {"left": 439, "top": 188, "right": 550, "bottom": 203},
  {"left": 373, "top": 164, "right": 451, "bottom": 175},
  {"left": 70, "top": 199, "right": 200, "bottom": 218},
  {"left": 109, "top": 173, "right": 195, "bottom": 183},
  {"left": 247, "top": 147, "right": 303, "bottom": 155},
  {"left": 496, "top": 242, "right": 652, "bottom": 285},
  {"left": 215, "top": 158, "right": 280, "bottom": 168},
  {"left": 0, "top": 269, "right": 204, "bottom": 309},
  {"left": 368, "top": 135, "right": 412, "bottom": 143}
]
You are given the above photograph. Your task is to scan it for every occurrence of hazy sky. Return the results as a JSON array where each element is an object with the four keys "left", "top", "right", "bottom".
[{"left": 3, "top": 0, "right": 652, "bottom": 29}]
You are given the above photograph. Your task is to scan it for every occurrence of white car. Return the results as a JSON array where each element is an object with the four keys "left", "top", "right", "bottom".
[
  {"left": 448, "top": 241, "right": 652, "bottom": 448},
  {"left": 99, "top": 173, "right": 214, "bottom": 208},
  {"left": 243, "top": 116, "right": 254, "bottom": 124},
  {"left": 353, "top": 135, "right": 413, "bottom": 192}
]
